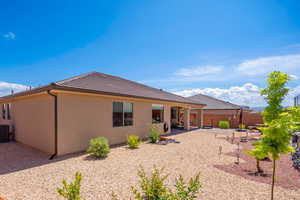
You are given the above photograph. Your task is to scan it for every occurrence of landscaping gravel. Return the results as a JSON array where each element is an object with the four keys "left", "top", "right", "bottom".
[
  {"left": 0, "top": 129, "right": 300, "bottom": 200},
  {"left": 215, "top": 135, "right": 300, "bottom": 190}
]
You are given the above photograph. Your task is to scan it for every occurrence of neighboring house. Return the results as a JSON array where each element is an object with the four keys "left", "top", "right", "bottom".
[
  {"left": 0, "top": 72, "right": 205, "bottom": 157},
  {"left": 295, "top": 94, "right": 300, "bottom": 106},
  {"left": 189, "top": 94, "right": 263, "bottom": 128}
]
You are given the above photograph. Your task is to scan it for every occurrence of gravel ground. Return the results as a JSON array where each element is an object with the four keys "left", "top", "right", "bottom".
[
  {"left": 215, "top": 135, "right": 300, "bottom": 190},
  {"left": 0, "top": 129, "right": 300, "bottom": 200}
]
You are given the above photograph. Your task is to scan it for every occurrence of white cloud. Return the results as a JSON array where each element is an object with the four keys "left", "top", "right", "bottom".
[
  {"left": 172, "top": 83, "right": 300, "bottom": 107},
  {"left": 290, "top": 74, "right": 299, "bottom": 80},
  {"left": 174, "top": 65, "right": 223, "bottom": 77},
  {"left": 3, "top": 32, "right": 16, "bottom": 40},
  {"left": 142, "top": 52, "right": 300, "bottom": 86},
  {"left": 237, "top": 54, "right": 300, "bottom": 76},
  {"left": 142, "top": 65, "right": 226, "bottom": 85},
  {"left": 0, "top": 81, "right": 28, "bottom": 96}
]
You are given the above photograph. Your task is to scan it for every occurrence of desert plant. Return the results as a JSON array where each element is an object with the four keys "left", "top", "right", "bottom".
[
  {"left": 131, "top": 166, "right": 201, "bottom": 200},
  {"left": 218, "top": 121, "right": 230, "bottom": 129},
  {"left": 172, "top": 173, "right": 201, "bottom": 200},
  {"left": 127, "top": 135, "right": 141, "bottom": 148},
  {"left": 57, "top": 172, "right": 82, "bottom": 200},
  {"left": 87, "top": 137, "right": 110, "bottom": 158},
  {"left": 111, "top": 192, "right": 119, "bottom": 200},
  {"left": 132, "top": 166, "right": 170, "bottom": 199},
  {"left": 149, "top": 125, "right": 161, "bottom": 143},
  {"left": 239, "top": 124, "right": 246, "bottom": 129}
]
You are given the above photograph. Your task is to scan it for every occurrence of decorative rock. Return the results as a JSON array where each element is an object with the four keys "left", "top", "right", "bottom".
[
  {"left": 157, "top": 139, "right": 180, "bottom": 145},
  {"left": 291, "top": 147, "right": 300, "bottom": 171}
]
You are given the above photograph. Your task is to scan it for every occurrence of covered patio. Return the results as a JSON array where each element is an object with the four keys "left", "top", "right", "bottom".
[{"left": 170, "top": 106, "right": 203, "bottom": 133}]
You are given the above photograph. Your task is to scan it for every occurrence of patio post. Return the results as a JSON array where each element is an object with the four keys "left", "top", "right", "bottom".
[
  {"left": 196, "top": 109, "right": 202, "bottom": 128},
  {"left": 184, "top": 107, "right": 191, "bottom": 130},
  {"left": 200, "top": 109, "right": 204, "bottom": 128}
]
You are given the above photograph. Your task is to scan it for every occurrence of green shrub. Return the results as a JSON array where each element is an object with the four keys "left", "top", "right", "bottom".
[
  {"left": 132, "top": 166, "right": 169, "bottom": 199},
  {"left": 87, "top": 137, "right": 110, "bottom": 158},
  {"left": 149, "top": 125, "right": 161, "bottom": 143},
  {"left": 239, "top": 124, "right": 246, "bottom": 129},
  {"left": 127, "top": 135, "right": 141, "bottom": 148},
  {"left": 131, "top": 166, "right": 201, "bottom": 200},
  {"left": 173, "top": 173, "right": 201, "bottom": 200},
  {"left": 218, "top": 121, "right": 230, "bottom": 129},
  {"left": 57, "top": 172, "right": 82, "bottom": 200}
]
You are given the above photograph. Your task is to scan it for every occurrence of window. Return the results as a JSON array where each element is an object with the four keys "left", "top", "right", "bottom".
[
  {"left": 124, "top": 102, "right": 133, "bottom": 126},
  {"left": 113, "top": 102, "right": 133, "bottom": 127},
  {"left": 7, "top": 104, "right": 11, "bottom": 120},
  {"left": 2, "top": 104, "right": 11, "bottom": 120},
  {"left": 2, "top": 104, "right": 5, "bottom": 120},
  {"left": 152, "top": 104, "right": 164, "bottom": 123}
]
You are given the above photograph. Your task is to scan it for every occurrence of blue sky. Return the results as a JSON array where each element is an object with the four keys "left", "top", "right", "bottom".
[{"left": 1, "top": 0, "right": 300, "bottom": 106}]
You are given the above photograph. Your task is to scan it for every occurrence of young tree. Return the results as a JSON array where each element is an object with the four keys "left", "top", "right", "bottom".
[
  {"left": 247, "top": 141, "right": 268, "bottom": 174},
  {"left": 253, "top": 71, "right": 300, "bottom": 200}
]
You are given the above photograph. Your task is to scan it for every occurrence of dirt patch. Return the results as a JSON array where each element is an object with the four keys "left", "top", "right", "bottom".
[{"left": 215, "top": 137, "right": 300, "bottom": 190}]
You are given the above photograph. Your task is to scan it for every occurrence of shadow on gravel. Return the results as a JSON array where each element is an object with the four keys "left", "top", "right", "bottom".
[{"left": 0, "top": 142, "right": 85, "bottom": 175}]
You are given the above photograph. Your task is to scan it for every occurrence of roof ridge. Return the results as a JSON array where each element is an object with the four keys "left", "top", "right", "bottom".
[
  {"left": 122, "top": 77, "right": 200, "bottom": 102},
  {"left": 90, "top": 72, "right": 198, "bottom": 102},
  {"left": 190, "top": 93, "right": 241, "bottom": 108},
  {"left": 55, "top": 71, "right": 98, "bottom": 85}
]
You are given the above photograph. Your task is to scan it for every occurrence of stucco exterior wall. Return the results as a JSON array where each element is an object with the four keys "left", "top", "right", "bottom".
[
  {"left": 10, "top": 94, "right": 55, "bottom": 153},
  {"left": 57, "top": 93, "right": 171, "bottom": 155}
]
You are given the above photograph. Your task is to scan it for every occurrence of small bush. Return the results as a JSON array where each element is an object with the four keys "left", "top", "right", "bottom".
[
  {"left": 173, "top": 173, "right": 201, "bottom": 200},
  {"left": 239, "top": 124, "right": 246, "bottom": 129},
  {"left": 127, "top": 135, "right": 140, "bottom": 148},
  {"left": 87, "top": 137, "right": 110, "bottom": 158},
  {"left": 57, "top": 172, "right": 82, "bottom": 200},
  {"left": 149, "top": 125, "right": 161, "bottom": 143},
  {"left": 132, "top": 166, "right": 169, "bottom": 199},
  {"left": 131, "top": 166, "right": 201, "bottom": 200},
  {"left": 218, "top": 121, "right": 230, "bottom": 129}
]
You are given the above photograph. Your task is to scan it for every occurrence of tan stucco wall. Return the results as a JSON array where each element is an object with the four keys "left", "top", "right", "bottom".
[
  {"left": 10, "top": 94, "right": 55, "bottom": 154},
  {"left": 57, "top": 93, "right": 171, "bottom": 155}
]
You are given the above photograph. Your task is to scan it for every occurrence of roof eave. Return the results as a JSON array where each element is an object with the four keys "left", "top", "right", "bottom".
[
  {"left": 0, "top": 84, "right": 55, "bottom": 101},
  {"left": 1, "top": 83, "right": 205, "bottom": 107},
  {"left": 53, "top": 85, "right": 206, "bottom": 107}
]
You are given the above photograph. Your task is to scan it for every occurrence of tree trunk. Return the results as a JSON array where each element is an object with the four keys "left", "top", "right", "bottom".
[
  {"left": 271, "top": 159, "right": 276, "bottom": 200},
  {"left": 256, "top": 159, "right": 263, "bottom": 173}
]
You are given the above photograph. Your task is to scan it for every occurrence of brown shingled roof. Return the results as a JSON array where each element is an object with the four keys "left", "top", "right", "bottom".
[
  {"left": 1, "top": 72, "right": 205, "bottom": 106},
  {"left": 189, "top": 93, "right": 242, "bottom": 110}
]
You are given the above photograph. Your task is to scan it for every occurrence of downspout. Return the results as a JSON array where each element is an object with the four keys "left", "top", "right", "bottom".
[{"left": 47, "top": 90, "right": 58, "bottom": 160}]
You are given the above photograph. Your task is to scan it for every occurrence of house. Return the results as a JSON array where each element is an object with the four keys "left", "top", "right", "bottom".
[
  {"left": 0, "top": 72, "right": 205, "bottom": 157},
  {"left": 189, "top": 94, "right": 262, "bottom": 128}
]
